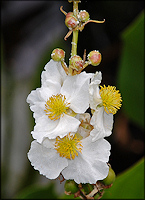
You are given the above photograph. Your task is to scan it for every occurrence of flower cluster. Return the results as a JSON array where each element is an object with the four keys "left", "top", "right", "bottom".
[
  {"left": 26, "top": 0, "right": 122, "bottom": 198},
  {"left": 27, "top": 59, "right": 122, "bottom": 184}
]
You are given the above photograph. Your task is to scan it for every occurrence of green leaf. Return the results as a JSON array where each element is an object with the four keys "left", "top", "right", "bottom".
[
  {"left": 14, "top": 182, "right": 58, "bottom": 199},
  {"left": 117, "top": 11, "right": 144, "bottom": 129},
  {"left": 102, "top": 157, "right": 144, "bottom": 199},
  {"left": 59, "top": 193, "right": 81, "bottom": 199}
]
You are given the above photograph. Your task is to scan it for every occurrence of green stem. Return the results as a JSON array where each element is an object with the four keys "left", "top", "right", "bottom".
[{"left": 71, "top": 1, "right": 79, "bottom": 57}]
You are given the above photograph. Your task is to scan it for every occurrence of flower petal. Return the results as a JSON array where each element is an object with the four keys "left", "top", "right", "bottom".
[
  {"left": 89, "top": 71, "right": 102, "bottom": 110},
  {"left": 32, "top": 115, "right": 59, "bottom": 143},
  {"left": 47, "top": 114, "right": 81, "bottom": 139},
  {"left": 27, "top": 86, "right": 61, "bottom": 120},
  {"left": 90, "top": 108, "right": 113, "bottom": 141},
  {"left": 26, "top": 88, "right": 43, "bottom": 107},
  {"left": 32, "top": 114, "right": 80, "bottom": 142},
  {"left": 61, "top": 72, "right": 93, "bottom": 113},
  {"left": 91, "top": 71, "right": 102, "bottom": 85},
  {"left": 28, "top": 140, "right": 68, "bottom": 179},
  {"left": 41, "top": 59, "right": 67, "bottom": 87},
  {"left": 62, "top": 137, "right": 111, "bottom": 184}
]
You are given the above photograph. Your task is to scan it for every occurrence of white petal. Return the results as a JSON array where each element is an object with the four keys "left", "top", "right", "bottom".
[
  {"left": 89, "top": 72, "right": 102, "bottom": 109},
  {"left": 91, "top": 71, "right": 102, "bottom": 85},
  {"left": 62, "top": 137, "right": 111, "bottom": 184},
  {"left": 26, "top": 88, "right": 42, "bottom": 106},
  {"left": 61, "top": 72, "right": 93, "bottom": 113},
  {"left": 90, "top": 108, "right": 113, "bottom": 141},
  {"left": 41, "top": 80, "right": 62, "bottom": 95},
  {"left": 39, "top": 86, "right": 60, "bottom": 101},
  {"left": 32, "top": 114, "right": 80, "bottom": 142},
  {"left": 27, "top": 86, "right": 62, "bottom": 121},
  {"left": 30, "top": 102, "right": 45, "bottom": 119},
  {"left": 42, "top": 59, "right": 67, "bottom": 87},
  {"left": 28, "top": 140, "right": 68, "bottom": 179},
  {"left": 32, "top": 115, "right": 59, "bottom": 143},
  {"left": 48, "top": 114, "right": 81, "bottom": 139}
]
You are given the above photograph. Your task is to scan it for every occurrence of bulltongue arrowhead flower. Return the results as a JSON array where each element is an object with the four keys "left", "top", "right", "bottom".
[
  {"left": 27, "top": 59, "right": 92, "bottom": 143},
  {"left": 89, "top": 71, "right": 122, "bottom": 142},
  {"left": 28, "top": 115, "right": 111, "bottom": 184}
]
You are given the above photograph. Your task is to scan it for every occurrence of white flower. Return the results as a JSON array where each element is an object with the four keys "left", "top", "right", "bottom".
[
  {"left": 27, "top": 132, "right": 111, "bottom": 184},
  {"left": 89, "top": 71, "right": 122, "bottom": 142},
  {"left": 90, "top": 108, "right": 113, "bottom": 142},
  {"left": 27, "top": 59, "right": 92, "bottom": 143}
]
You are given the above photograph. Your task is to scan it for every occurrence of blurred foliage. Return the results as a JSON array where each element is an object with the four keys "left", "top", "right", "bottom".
[
  {"left": 14, "top": 157, "right": 144, "bottom": 199},
  {"left": 102, "top": 157, "right": 144, "bottom": 199},
  {"left": 117, "top": 11, "right": 144, "bottom": 129},
  {"left": 14, "top": 182, "right": 58, "bottom": 199}
]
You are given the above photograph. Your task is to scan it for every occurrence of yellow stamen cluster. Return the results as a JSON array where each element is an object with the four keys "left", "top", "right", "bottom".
[
  {"left": 54, "top": 133, "right": 83, "bottom": 159},
  {"left": 44, "top": 94, "right": 70, "bottom": 120},
  {"left": 99, "top": 85, "right": 122, "bottom": 114}
]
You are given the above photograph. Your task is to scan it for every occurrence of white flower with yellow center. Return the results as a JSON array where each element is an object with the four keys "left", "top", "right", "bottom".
[
  {"left": 27, "top": 59, "right": 92, "bottom": 143},
  {"left": 28, "top": 131, "right": 111, "bottom": 184},
  {"left": 89, "top": 71, "right": 122, "bottom": 141}
]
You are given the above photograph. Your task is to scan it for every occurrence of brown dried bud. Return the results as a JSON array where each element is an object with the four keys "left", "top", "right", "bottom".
[
  {"left": 65, "top": 12, "right": 78, "bottom": 29},
  {"left": 88, "top": 50, "right": 102, "bottom": 66},
  {"left": 51, "top": 48, "right": 65, "bottom": 62},
  {"left": 69, "top": 55, "right": 83, "bottom": 71},
  {"left": 79, "top": 10, "right": 90, "bottom": 22}
]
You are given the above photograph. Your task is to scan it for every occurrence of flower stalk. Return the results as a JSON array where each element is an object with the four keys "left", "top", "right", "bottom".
[{"left": 71, "top": 0, "right": 79, "bottom": 57}]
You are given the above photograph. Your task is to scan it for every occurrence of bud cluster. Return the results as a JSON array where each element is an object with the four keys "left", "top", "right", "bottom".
[
  {"left": 65, "top": 10, "right": 90, "bottom": 30},
  {"left": 60, "top": 5, "right": 105, "bottom": 41},
  {"left": 64, "top": 166, "right": 116, "bottom": 199},
  {"left": 65, "top": 12, "right": 79, "bottom": 30},
  {"left": 51, "top": 48, "right": 102, "bottom": 75}
]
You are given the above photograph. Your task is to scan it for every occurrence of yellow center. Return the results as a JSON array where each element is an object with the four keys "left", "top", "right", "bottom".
[
  {"left": 44, "top": 94, "right": 70, "bottom": 120},
  {"left": 99, "top": 85, "right": 122, "bottom": 114},
  {"left": 54, "top": 133, "right": 83, "bottom": 159}
]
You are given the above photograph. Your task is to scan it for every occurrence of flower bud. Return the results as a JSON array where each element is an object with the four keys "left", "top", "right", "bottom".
[
  {"left": 51, "top": 48, "right": 65, "bottom": 62},
  {"left": 69, "top": 55, "right": 83, "bottom": 71},
  {"left": 102, "top": 166, "right": 116, "bottom": 186},
  {"left": 65, "top": 12, "right": 78, "bottom": 30},
  {"left": 79, "top": 10, "right": 90, "bottom": 22},
  {"left": 64, "top": 180, "right": 78, "bottom": 194},
  {"left": 82, "top": 183, "right": 94, "bottom": 194},
  {"left": 88, "top": 50, "right": 102, "bottom": 66}
]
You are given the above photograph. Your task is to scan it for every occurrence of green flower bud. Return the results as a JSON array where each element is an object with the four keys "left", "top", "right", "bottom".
[
  {"left": 88, "top": 50, "right": 102, "bottom": 66},
  {"left": 102, "top": 166, "right": 116, "bottom": 186},
  {"left": 79, "top": 10, "right": 90, "bottom": 22},
  {"left": 65, "top": 12, "right": 78, "bottom": 30},
  {"left": 82, "top": 183, "right": 94, "bottom": 195},
  {"left": 51, "top": 48, "right": 65, "bottom": 62},
  {"left": 64, "top": 180, "right": 78, "bottom": 194},
  {"left": 69, "top": 55, "right": 83, "bottom": 71}
]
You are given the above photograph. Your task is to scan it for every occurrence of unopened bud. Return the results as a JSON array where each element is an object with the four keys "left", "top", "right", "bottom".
[
  {"left": 88, "top": 50, "right": 102, "bottom": 66},
  {"left": 82, "top": 183, "right": 94, "bottom": 195},
  {"left": 65, "top": 12, "right": 78, "bottom": 29},
  {"left": 64, "top": 180, "right": 78, "bottom": 194},
  {"left": 79, "top": 10, "right": 90, "bottom": 22},
  {"left": 51, "top": 48, "right": 65, "bottom": 62},
  {"left": 69, "top": 55, "right": 83, "bottom": 71},
  {"left": 102, "top": 166, "right": 116, "bottom": 186}
]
